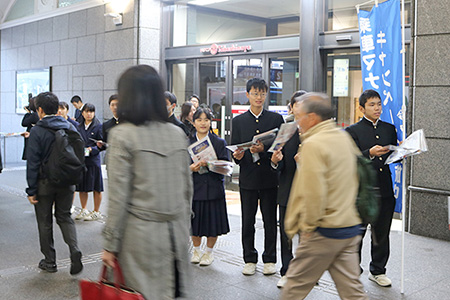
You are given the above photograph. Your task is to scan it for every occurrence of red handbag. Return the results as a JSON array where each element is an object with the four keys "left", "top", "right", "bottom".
[{"left": 79, "top": 259, "right": 145, "bottom": 300}]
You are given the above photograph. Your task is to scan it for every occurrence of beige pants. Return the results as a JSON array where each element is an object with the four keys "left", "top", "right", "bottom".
[{"left": 281, "top": 232, "right": 368, "bottom": 300}]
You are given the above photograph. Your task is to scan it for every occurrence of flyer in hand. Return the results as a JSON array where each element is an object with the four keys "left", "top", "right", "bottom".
[
  {"left": 268, "top": 122, "right": 298, "bottom": 152},
  {"left": 385, "top": 129, "right": 428, "bottom": 164},
  {"left": 226, "top": 128, "right": 279, "bottom": 152},
  {"left": 188, "top": 135, "right": 217, "bottom": 163}
]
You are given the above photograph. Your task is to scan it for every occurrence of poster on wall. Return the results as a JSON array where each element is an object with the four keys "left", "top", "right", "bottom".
[
  {"left": 333, "top": 59, "right": 349, "bottom": 97},
  {"left": 16, "top": 69, "right": 51, "bottom": 114}
]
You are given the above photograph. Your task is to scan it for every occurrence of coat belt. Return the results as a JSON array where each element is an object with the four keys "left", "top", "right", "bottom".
[{"left": 127, "top": 204, "right": 182, "bottom": 222}]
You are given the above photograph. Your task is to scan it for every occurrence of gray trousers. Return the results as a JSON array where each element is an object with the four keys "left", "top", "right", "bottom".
[
  {"left": 281, "top": 232, "right": 368, "bottom": 300},
  {"left": 34, "top": 180, "right": 80, "bottom": 264}
]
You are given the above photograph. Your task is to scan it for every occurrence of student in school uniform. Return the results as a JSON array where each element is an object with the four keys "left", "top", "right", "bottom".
[
  {"left": 74, "top": 103, "right": 104, "bottom": 221},
  {"left": 189, "top": 108, "right": 230, "bottom": 266}
]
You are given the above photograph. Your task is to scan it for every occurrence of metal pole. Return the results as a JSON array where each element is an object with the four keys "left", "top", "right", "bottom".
[{"left": 400, "top": 0, "right": 407, "bottom": 294}]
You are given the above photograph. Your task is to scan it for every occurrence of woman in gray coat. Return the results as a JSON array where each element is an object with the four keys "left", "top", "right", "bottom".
[{"left": 102, "top": 65, "right": 193, "bottom": 299}]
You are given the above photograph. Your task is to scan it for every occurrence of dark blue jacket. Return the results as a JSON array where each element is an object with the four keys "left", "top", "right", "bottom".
[
  {"left": 77, "top": 118, "right": 103, "bottom": 167},
  {"left": 67, "top": 117, "right": 79, "bottom": 128},
  {"left": 190, "top": 133, "right": 229, "bottom": 201},
  {"left": 26, "top": 115, "right": 77, "bottom": 196}
]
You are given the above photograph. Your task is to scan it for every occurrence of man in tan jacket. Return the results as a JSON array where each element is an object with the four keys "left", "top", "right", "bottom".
[{"left": 281, "top": 93, "right": 368, "bottom": 300}]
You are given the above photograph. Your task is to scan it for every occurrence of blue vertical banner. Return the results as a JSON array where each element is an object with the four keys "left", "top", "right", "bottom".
[{"left": 358, "top": 0, "right": 404, "bottom": 212}]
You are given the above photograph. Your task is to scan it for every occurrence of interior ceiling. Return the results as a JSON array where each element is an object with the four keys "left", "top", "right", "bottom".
[{"left": 0, "top": 0, "right": 14, "bottom": 22}]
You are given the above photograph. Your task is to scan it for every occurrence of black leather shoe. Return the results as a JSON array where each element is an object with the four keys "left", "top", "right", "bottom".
[
  {"left": 70, "top": 251, "right": 83, "bottom": 275},
  {"left": 38, "top": 259, "right": 57, "bottom": 273}
]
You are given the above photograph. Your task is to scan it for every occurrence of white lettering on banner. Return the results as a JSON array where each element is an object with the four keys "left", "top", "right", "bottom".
[
  {"left": 395, "top": 164, "right": 402, "bottom": 184},
  {"left": 359, "top": 17, "right": 372, "bottom": 34},
  {"left": 393, "top": 183, "right": 400, "bottom": 199},
  {"left": 377, "top": 31, "right": 387, "bottom": 48},
  {"left": 379, "top": 52, "right": 386, "bottom": 67},
  {"left": 382, "top": 70, "right": 391, "bottom": 87},
  {"left": 363, "top": 54, "right": 376, "bottom": 71},
  {"left": 361, "top": 35, "right": 375, "bottom": 52},
  {"left": 365, "top": 73, "right": 380, "bottom": 89},
  {"left": 383, "top": 90, "right": 393, "bottom": 105}
]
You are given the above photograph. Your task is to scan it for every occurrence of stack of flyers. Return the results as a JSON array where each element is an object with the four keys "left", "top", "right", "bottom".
[{"left": 207, "top": 160, "right": 235, "bottom": 177}]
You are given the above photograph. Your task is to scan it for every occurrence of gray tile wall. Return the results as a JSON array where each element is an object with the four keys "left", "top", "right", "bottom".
[
  {"left": 409, "top": 0, "right": 450, "bottom": 241},
  {"left": 0, "top": 0, "right": 162, "bottom": 165}
]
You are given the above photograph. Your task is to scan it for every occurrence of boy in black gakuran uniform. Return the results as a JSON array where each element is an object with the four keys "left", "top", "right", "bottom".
[
  {"left": 231, "top": 78, "right": 284, "bottom": 276},
  {"left": 345, "top": 89, "right": 398, "bottom": 287}
]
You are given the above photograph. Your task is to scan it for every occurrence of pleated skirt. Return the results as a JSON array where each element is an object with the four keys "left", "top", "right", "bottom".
[
  {"left": 76, "top": 164, "right": 104, "bottom": 192},
  {"left": 191, "top": 198, "right": 230, "bottom": 237}
]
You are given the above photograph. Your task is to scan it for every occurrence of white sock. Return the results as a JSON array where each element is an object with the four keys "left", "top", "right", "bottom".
[
  {"left": 205, "top": 247, "right": 214, "bottom": 253},
  {"left": 193, "top": 246, "right": 201, "bottom": 252}
]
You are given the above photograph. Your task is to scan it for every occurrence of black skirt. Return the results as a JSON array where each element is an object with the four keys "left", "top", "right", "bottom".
[
  {"left": 76, "top": 164, "right": 104, "bottom": 192},
  {"left": 191, "top": 198, "right": 230, "bottom": 237}
]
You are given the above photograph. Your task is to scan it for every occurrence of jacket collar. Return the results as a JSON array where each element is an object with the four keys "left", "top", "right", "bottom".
[{"left": 300, "top": 119, "right": 336, "bottom": 142}]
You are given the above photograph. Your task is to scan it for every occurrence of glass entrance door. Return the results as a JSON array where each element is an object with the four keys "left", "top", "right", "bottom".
[{"left": 198, "top": 59, "right": 227, "bottom": 139}]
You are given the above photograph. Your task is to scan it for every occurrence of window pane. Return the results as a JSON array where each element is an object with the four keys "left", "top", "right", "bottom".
[
  {"left": 269, "top": 56, "right": 299, "bottom": 107},
  {"left": 171, "top": 62, "right": 194, "bottom": 104},
  {"left": 326, "top": 0, "right": 411, "bottom": 31}
]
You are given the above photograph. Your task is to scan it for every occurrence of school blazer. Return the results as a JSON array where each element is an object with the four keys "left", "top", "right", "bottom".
[{"left": 189, "top": 133, "right": 229, "bottom": 201}]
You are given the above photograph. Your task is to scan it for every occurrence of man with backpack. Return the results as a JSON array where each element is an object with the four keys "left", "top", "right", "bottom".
[
  {"left": 26, "top": 92, "right": 83, "bottom": 275},
  {"left": 281, "top": 93, "right": 368, "bottom": 300}
]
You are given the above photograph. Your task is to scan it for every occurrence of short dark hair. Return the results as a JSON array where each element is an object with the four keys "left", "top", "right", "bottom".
[
  {"left": 81, "top": 103, "right": 96, "bottom": 113},
  {"left": 108, "top": 94, "right": 118, "bottom": 105},
  {"left": 298, "top": 93, "right": 332, "bottom": 121},
  {"left": 35, "top": 92, "right": 59, "bottom": 115},
  {"left": 28, "top": 97, "right": 37, "bottom": 112},
  {"left": 117, "top": 65, "right": 168, "bottom": 125},
  {"left": 246, "top": 78, "right": 268, "bottom": 93},
  {"left": 193, "top": 107, "right": 213, "bottom": 122},
  {"left": 59, "top": 101, "right": 69, "bottom": 111},
  {"left": 180, "top": 101, "right": 194, "bottom": 123},
  {"left": 359, "top": 89, "right": 381, "bottom": 108},
  {"left": 290, "top": 90, "right": 308, "bottom": 107},
  {"left": 164, "top": 91, "right": 177, "bottom": 105},
  {"left": 189, "top": 94, "right": 200, "bottom": 102},
  {"left": 70, "top": 95, "right": 82, "bottom": 104}
]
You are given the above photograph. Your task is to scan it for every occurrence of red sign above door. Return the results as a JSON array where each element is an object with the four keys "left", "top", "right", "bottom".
[{"left": 200, "top": 44, "right": 252, "bottom": 55}]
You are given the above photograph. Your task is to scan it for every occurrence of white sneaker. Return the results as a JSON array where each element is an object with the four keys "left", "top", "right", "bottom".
[
  {"left": 70, "top": 206, "right": 76, "bottom": 214},
  {"left": 263, "top": 263, "right": 276, "bottom": 275},
  {"left": 242, "top": 263, "right": 256, "bottom": 276},
  {"left": 369, "top": 273, "right": 392, "bottom": 287},
  {"left": 75, "top": 209, "right": 90, "bottom": 220},
  {"left": 277, "top": 276, "right": 287, "bottom": 288},
  {"left": 199, "top": 252, "right": 214, "bottom": 266},
  {"left": 84, "top": 211, "right": 102, "bottom": 221},
  {"left": 191, "top": 249, "right": 202, "bottom": 264}
]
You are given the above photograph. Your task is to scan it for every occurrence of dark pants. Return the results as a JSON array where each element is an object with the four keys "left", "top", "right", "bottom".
[
  {"left": 279, "top": 205, "right": 293, "bottom": 276},
  {"left": 34, "top": 180, "right": 80, "bottom": 264},
  {"left": 240, "top": 188, "right": 277, "bottom": 264},
  {"left": 359, "top": 195, "right": 395, "bottom": 275}
]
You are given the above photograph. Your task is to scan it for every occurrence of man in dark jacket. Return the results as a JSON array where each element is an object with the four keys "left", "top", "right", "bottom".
[
  {"left": 26, "top": 92, "right": 83, "bottom": 275},
  {"left": 345, "top": 89, "right": 398, "bottom": 287},
  {"left": 165, "top": 91, "right": 187, "bottom": 133},
  {"left": 97, "top": 94, "right": 120, "bottom": 150},
  {"left": 70, "top": 95, "right": 84, "bottom": 124},
  {"left": 270, "top": 90, "right": 306, "bottom": 288},
  {"left": 231, "top": 78, "right": 284, "bottom": 276}
]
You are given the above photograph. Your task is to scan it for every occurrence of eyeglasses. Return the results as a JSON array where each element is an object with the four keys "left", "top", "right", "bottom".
[{"left": 249, "top": 92, "right": 267, "bottom": 98}]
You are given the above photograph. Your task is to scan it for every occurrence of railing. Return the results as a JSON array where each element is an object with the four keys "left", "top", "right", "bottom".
[{"left": 408, "top": 186, "right": 450, "bottom": 196}]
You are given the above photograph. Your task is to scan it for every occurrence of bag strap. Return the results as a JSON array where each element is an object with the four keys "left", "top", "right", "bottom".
[{"left": 100, "top": 258, "right": 126, "bottom": 288}]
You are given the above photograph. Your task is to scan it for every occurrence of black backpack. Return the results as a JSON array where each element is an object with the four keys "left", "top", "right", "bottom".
[
  {"left": 356, "top": 155, "right": 380, "bottom": 224},
  {"left": 41, "top": 128, "right": 86, "bottom": 186}
]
